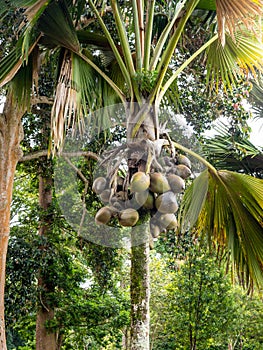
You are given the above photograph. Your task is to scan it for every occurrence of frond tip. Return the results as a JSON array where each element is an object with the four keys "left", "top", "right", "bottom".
[{"left": 179, "top": 169, "right": 263, "bottom": 289}]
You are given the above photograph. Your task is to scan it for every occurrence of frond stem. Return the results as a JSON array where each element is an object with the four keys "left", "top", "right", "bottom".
[
  {"left": 143, "top": 0, "right": 155, "bottom": 70},
  {"left": 170, "top": 140, "right": 217, "bottom": 174},
  {"left": 87, "top": 0, "right": 132, "bottom": 98},
  {"left": 157, "top": 34, "right": 219, "bottom": 102}
]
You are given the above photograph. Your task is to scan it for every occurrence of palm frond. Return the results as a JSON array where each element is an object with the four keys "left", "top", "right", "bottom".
[
  {"left": 250, "top": 76, "right": 263, "bottom": 118},
  {"left": 206, "top": 30, "right": 263, "bottom": 89},
  {"left": 202, "top": 123, "right": 263, "bottom": 175},
  {"left": 215, "top": 0, "right": 263, "bottom": 46},
  {"left": 37, "top": 0, "right": 80, "bottom": 52},
  {"left": 179, "top": 169, "right": 263, "bottom": 288},
  {"left": 51, "top": 48, "right": 120, "bottom": 152},
  {"left": 9, "top": 50, "right": 35, "bottom": 109},
  {"left": 51, "top": 50, "right": 77, "bottom": 152},
  {"left": 0, "top": 34, "right": 40, "bottom": 87},
  {"left": 19, "top": 0, "right": 51, "bottom": 30}
]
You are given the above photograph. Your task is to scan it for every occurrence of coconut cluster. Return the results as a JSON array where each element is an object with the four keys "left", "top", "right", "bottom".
[{"left": 92, "top": 152, "right": 191, "bottom": 238}]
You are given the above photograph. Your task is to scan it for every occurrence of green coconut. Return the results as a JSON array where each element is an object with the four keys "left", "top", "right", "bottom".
[
  {"left": 130, "top": 172, "right": 150, "bottom": 193},
  {"left": 150, "top": 224, "right": 161, "bottom": 238},
  {"left": 99, "top": 189, "right": 111, "bottom": 203},
  {"left": 158, "top": 213, "right": 178, "bottom": 230},
  {"left": 149, "top": 172, "right": 170, "bottom": 194},
  {"left": 135, "top": 190, "right": 154, "bottom": 209}
]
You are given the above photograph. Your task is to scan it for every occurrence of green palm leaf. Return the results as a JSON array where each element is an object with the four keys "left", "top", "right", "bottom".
[
  {"left": 179, "top": 169, "right": 263, "bottom": 288},
  {"left": 202, "top": 123, "right": 263, "bottom": 175},
  {"left": 206, "top": 30, "right": 263, "bottom": 89},
  {"left": 37, "top": 0, "right": 79, "bottom": 52}
]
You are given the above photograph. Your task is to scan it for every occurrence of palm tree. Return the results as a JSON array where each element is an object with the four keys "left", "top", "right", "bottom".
[{"left": 0, "top": 0, "right": 263, "bottom": 348}]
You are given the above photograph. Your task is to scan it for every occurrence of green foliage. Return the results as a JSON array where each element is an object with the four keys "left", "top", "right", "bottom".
[{"left": 150, "top": 243, "right": 263, "bottom": 350}]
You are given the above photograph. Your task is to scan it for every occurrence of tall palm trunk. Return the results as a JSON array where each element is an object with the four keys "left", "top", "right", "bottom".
[
  {"left": 0, "top": 92, "right": 25, "bottom": 349},
  {"left": 129, "top": 107, "right": 156, "bottom": 349},
  {"left": 130, "top": 228, "right": 150, "bottom": 349},
  {"left": 35, "top": 159, "right": 56, "bottom": 350}
]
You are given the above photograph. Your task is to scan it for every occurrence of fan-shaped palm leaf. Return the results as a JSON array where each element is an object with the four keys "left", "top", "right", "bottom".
[
  {"left": 206, "top": 30, "right": 263, "bottom": 89},
  {"left": 202, "top": 123, "right": 263, "bottom": 175},
  {"left": 215, "top": 0, "right": 263, "bottom": 46},
  {"left": 179, "top": 168, "right": 263, "bottom": 288},
  {"left": 197, "top": 0, "right": 263, "bottom": 45}
]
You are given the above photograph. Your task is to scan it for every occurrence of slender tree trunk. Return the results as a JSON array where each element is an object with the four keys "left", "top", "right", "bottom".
[
  {"left": 0, "top": 93, "right": 24, "bottom": 349},
  {"left": 128, "top": 104, "right": 156, "bottom": 349},
  {"left": 36, "top": 159, "right": 57, "bottom": 350},
  {"left": 130, "top": 225, "right": 150, "bottom": 350}
]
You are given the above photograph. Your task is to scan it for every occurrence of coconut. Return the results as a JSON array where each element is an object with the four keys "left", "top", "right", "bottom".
[
  {"left": 175, "top": 164, "right": 191, "bottom": 179},
  {"left": 118, "top": 208, "right": 139, "bottom": 227},
  {"left": 150, "top": 224, "right": 161, "bottom": 238},
  {"left": 135, "top": 190, "right": 154, "bottom": 209},
  {"left": 130, "top": 172, "right": 150, "bottom": 193},
  {"left": 92, "top": 177, "right": 107, "bottom": 194},
  {"left": 99, "top": 189, "right": 111, "bottom": 203},
  {"left": 177, "top": 154, "right": 191, "bottom": 169},
  {"left": 95, "top": 206, "right": 112, "bottom": 225},
  {"left": 167, "top": 174, "right": 185, "bottom": 193},
  {"left": 149, "top": 172, "right": 170, "bottom": 194},
  {"left": 158, "top": 213, "right": 178, "bottom": 230},
  {"left": 155, "top": 191, "right": 178, "bottom": 214}
]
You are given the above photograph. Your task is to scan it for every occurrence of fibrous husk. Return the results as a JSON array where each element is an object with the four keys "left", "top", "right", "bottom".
[
  {"left": 155, "top": 191, "right": 178, "bottom": 214},
  {"left": 135, "top": 190, "right": 154, "bottom": 209},
  {"left": 92, "top": 176, "right": 107, "bottom": 194},
  {"left": 149, "top": 172, "right": 170, "bottom": 194},
  {"left": 118, "top": 208, "right": 139, "bottom": 227},
  {"left": 175, "top": 164, "right": 191, "bottom": 179},
  {"left": 130, "top": 171, "right": 150, "bottom": 193},
  {"left": 95, "top": 206, "right": 112, "bottom": 225},
  {"left": 167, "top": 174, "right": 185, "bottom": 193}
]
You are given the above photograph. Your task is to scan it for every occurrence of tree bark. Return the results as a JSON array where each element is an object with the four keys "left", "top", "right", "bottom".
[
  {"left": 36, "top": 159, "right": 57, "bottom": 350},
  {"left": 0, "top": 93, "right": 25, "bottom": 350},
  {"left": 130, "top": 225, "right": 150, "bottom": 350}
]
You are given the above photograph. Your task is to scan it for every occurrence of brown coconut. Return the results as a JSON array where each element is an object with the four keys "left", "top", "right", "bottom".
[
  {"left": 175, "top": 164, "right": 191, "bottom": 179},
  {"left": 92, "top": 177, "right": 107, "bottom": 194},
  {"left": 155, "top": 191, "right": 178, "bottom": 214},
  {"left": 177, "top": 154, "right": 191, "bottom": 169},
  {"left": 95, "top": 206, "right": 112, "bottom": 225},
  {"left": 118, "top": 208, "right": 139, "bottom": 227},
  {"left": 167, "top": 174, "right": 185, "bottom": 193}
]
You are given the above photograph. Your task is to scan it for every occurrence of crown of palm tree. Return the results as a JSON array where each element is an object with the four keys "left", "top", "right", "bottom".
[{"left": 1, "top": 0, "right": 263, "bottom": 289}]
